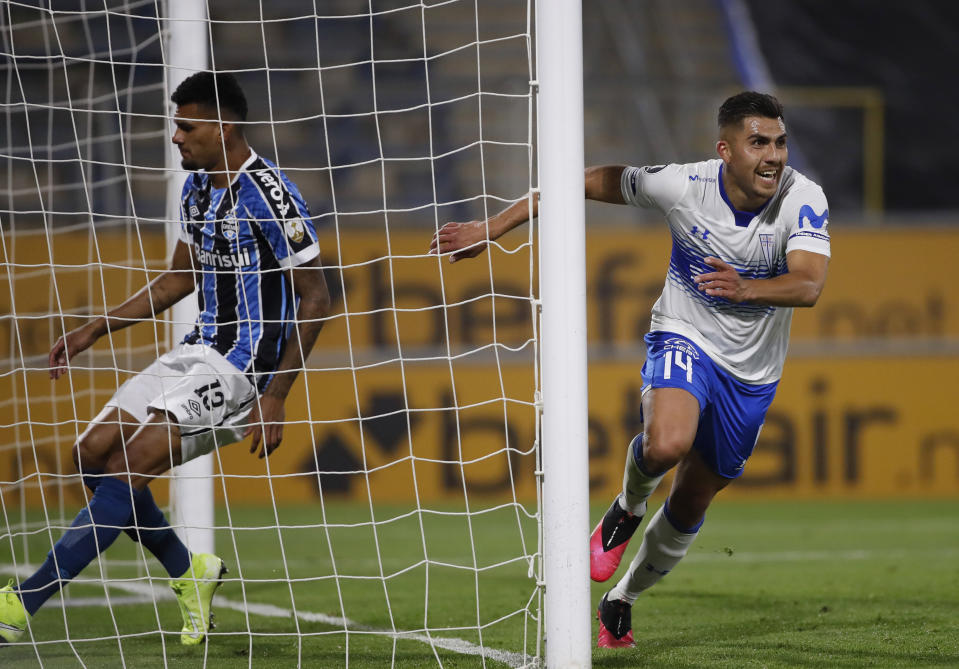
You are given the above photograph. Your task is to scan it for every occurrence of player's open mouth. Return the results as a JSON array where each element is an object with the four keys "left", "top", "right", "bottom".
[{"left": 757, "top": 170, "right": 777, "bottom": 185}]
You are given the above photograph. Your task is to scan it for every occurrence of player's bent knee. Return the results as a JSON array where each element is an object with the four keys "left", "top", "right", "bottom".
[
  {"left": 642, "top": 431, "right": 692, "bottom": 473},
  {"left": 72, "top": 436, "right": 111, "bottom": 472}
]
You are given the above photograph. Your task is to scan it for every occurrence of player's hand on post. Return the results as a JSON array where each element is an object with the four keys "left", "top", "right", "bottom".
[
  {"left": 48, "top": 323, "right": 100, "bottom": 380},
  {"left": 244, "top": 394, "right": 285, "bottom": 459},
  {"left": 428, "top": 221, "right": 490, "bottom": 263},
  {"left": 694, "top": 257, "right": 750, "bottom": 303}
]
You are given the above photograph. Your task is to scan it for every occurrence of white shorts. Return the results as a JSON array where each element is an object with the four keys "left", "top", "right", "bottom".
[{"left": 105, "top": 343, "right": 257, "bottom": 463}]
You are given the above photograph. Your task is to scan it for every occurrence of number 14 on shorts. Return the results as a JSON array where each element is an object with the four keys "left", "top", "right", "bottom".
[{"left": 664, "top": 350, "right": 694, "bottom": 383}]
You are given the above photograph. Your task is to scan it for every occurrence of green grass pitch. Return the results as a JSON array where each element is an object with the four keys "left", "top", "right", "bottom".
[{"left": 1, "top": 499, "right": 957, "bottom": 668}]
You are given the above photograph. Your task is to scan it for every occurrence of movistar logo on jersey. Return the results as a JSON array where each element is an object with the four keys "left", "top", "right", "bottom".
[
  {"left": 254, "top": 169, "right": 293, "bottom": 218},
  {"left": 688, "top": 174, "right": 717, "bottom": 183},
  {"left": 194, "top": 243, "right": 252, "bottom": 268},
  {"left": 798, "top": 204, "right": 828, "bottom": 229}
]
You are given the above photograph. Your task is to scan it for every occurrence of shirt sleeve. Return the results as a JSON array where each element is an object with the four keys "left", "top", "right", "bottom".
[
  {"left": 177, "top": 179, "right": 193, "bottom": 244},
  {"left": 783, "top": 185, "right": 831, "bottom": 258},
  {"left": 249, "top": 170, "right": 320, "bottom": 269},
  {"left": 620, "top": 163, "right": 688, "bottom": 214}
]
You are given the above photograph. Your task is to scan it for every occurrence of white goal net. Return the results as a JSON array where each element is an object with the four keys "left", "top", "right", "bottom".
[{"left": 0, "top": 0, "right": 593, "bottom": 666}]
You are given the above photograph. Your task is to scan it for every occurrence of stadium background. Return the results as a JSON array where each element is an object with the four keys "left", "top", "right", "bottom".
[{"left": 2, "top": 0, "right": 958, "bottom": 508}]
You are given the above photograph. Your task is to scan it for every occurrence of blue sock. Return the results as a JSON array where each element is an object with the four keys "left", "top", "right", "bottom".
[
  {"left": 19, "top": 477, "right": 134, "bottom": 615},
  {"left": 128, "top": 486, "right": 191, "bottom": 578},
  {"left": 80, "top": 468, "right": 104, "bottom": 493},
  {"left": 81, "top": 469, "right": 190, "bottom": 578}
]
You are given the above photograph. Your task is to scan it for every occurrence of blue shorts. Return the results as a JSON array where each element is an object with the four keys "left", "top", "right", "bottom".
[{"left": 640, "top": 331, "right": 778, "bottom": 478}]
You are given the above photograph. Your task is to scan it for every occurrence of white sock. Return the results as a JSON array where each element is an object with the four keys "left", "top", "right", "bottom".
[
  {"left": 608, "top": 504, "right": 701, "bottom": 604},
  {"left": 621, "top": 434, "right": 665, "bottom": 515}
]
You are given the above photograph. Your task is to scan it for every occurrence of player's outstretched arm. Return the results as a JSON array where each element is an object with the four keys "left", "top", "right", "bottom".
[
  {"left": 49, "top": 241, "right": 198, "bottom": 379},
  {"left": 246, "top": 255, "right": 330, "bottom": 459},
  {"left": 693, "top": 250, "right": 829, "bottom": 307},
  {"left": 429, "top": 165, "right": 628, "bottom": 263}
]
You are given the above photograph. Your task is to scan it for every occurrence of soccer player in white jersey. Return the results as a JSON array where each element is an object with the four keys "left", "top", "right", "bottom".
[
  {"left": 0, "top": 72, "right": 330, "bottom": 646},
  {"left": 428, "top": 92, "right": 830, "bottom": 649}
]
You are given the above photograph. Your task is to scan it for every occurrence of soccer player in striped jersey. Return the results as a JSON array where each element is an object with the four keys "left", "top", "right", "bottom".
[
  {"left": 0, "top": 72, "right": 330, "bottom": 646},
  {"left": 429, "top": 92, "right": 830, "bottom": 650}
]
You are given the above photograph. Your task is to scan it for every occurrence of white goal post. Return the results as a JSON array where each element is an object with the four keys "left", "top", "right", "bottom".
[
  {"left": 535, "top": 1, "right": 590, "bottom": 666},
  {"left": 0, "top": 0, "right": 589, "bottom": 665},
  {"left": 164, "top": 0, "right": 214, "bottom": 559}
]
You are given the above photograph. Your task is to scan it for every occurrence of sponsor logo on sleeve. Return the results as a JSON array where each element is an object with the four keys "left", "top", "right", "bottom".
[
  {"left": 643, "top": 165, "right": 666, "bottom": 174},
  {"left": 798, "top": 204, "right": 828, "bottom": 229},
  {"left": 254, "top": 169, "right": 293, "bottom": 218}
]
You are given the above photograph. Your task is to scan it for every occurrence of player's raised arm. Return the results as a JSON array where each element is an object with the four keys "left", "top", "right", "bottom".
[
  {"left": 49, "top": 240, "right": 198, "bottom": 379},
  {"left": 246, "top": 255, "right": 330, "bottom": 459},
  {"left": 585, "top": 164, "right": 629, "bottom": 204},
  {"left": 429, "top": 165, "right": 629, "bottom": 263}
]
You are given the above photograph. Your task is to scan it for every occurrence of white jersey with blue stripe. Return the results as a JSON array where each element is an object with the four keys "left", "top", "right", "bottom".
[
  {"left": 178, "top": 150, "right": 320, "bottom": 392},
  {"left": 621, "top": 159, "right": 830, "bottom": 384}
]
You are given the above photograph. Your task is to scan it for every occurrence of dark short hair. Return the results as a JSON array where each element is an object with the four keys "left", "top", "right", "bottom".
[
  {"left": 171, "top": 71, "right": 248, "bottom": 122},
  {"left": 718, "top": 91, "right": 784, "bottom": 129}
]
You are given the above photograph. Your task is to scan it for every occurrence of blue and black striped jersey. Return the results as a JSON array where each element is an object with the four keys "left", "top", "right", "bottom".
[{"left": 178, "top": 151, "right": 319, "bottom": 392}]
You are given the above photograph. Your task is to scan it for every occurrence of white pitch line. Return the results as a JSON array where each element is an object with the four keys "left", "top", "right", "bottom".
[
  {"left": 8, "top": 545, "right": 955, "bottom": 666},
  {"left": 0, "top": 564, "right": 536, "bottom": 668}
]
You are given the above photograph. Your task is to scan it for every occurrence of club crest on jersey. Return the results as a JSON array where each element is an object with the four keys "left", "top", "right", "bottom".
[
  {"left": 285, "top": 217, "right": 305, "bottom": 243},
  {"left": 221, "top": 214, "right": 238, "bottom": 240},
  {"left": 760, "top": 233, "right": 776, "bottom": 271}
]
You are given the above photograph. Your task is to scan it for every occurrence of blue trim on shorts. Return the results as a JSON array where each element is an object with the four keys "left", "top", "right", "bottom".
[{"left": 640, "top": 331, "right": 778, "bottom": 479}]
